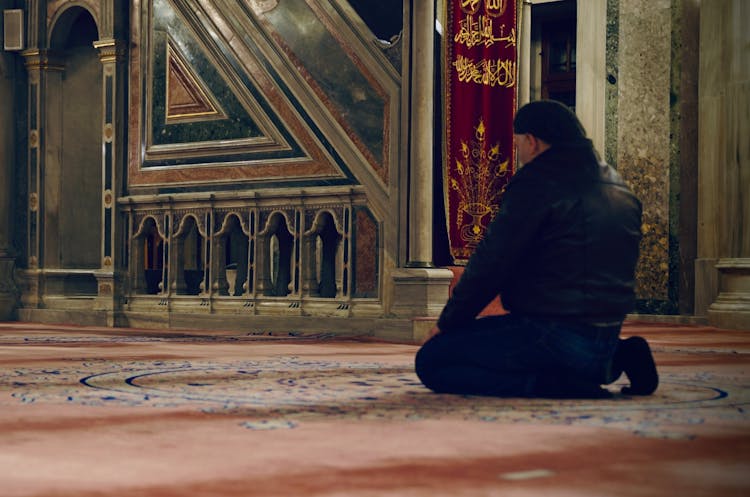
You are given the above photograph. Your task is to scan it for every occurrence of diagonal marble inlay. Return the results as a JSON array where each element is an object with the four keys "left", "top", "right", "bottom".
[{"left": 166, "top": 41, "right": 225, "bottom": 122}]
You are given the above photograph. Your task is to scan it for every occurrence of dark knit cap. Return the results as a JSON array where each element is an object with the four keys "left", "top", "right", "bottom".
[{"left": 513, "top": 100, "right": 587, "bottom": 145}]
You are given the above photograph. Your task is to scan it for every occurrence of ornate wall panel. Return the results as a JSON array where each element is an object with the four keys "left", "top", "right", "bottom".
[
  {"left": 128, "top": 0, "right": 399, "bottom": 191},
  {"left": 253, "top": 0, "right": 391, "bottom": 184},
  {"left": 352, "top": 207, "right": 379, "bottom": 298},
  {"left": 120, "top": 186, "right": 381, "bottom": 314}
]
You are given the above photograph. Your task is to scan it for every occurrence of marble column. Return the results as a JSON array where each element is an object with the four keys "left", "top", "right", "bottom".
[
  {"left": 517, "top": 0, "right": 532, "bottom": 107},
  {"left": 575, "top": 0, "right": 607, "bottom": 155},
  {"left": 391, "top": 0, "right": 453, "bottom": 318},
  {"left": 12, "top": 0, "right": 49, "bottom": 312},
  {"left": 406, "top": 0, "right": 435, "bottom": 268},
  {"left": 93, "top": 39, "right": 128, "bottom": 317},
  {"left": 17, "top": 50, "right": 64, "bottom": 308},
  {"left": 0, "top": 52, "right": 18, "bottom": 320},
  {"left": 698, "top": 0, "right": 750, "bottom": 329}
]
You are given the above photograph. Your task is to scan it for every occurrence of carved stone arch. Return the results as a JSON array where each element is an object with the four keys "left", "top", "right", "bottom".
[
  {"left": 303, "top": 209, "right": 344, "bottom": 238},
  {"left": 133, "top": 214, "right": 166, "bottom": 240},
  {"left": 174, "top": 213, "right": 207, "bottom": 238},
  {"left": 170, "top": 214, "right": 206, "bottom": 295},
  {"left": 302, "top": 210, "right": 343, "bottom": 298},
  {"left": 131, "top": 215, "right": 165, "bottom": 295},
  {"left": 258, "top": 210, "right": 294, "bottom": 237},
  {"left": 48, "top": 2, "right": 102, "bottom": 50},
  {"left": 215, "top": 211, "right": 249, "bottom": 237},
  {"left": 212, "top": 212, "right": 250, "bottom": 296},
  {"left": 257, "top": 211, "right": 294, "bottom": 297}
]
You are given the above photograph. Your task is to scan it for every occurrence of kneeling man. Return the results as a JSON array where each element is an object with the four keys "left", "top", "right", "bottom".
[{"left": 416, "top": 100, "right": 658, "bottom": 398}]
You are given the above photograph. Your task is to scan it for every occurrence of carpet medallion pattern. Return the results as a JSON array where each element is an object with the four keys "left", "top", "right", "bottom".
[
  {"left": 2, "top": 324, "right": 748, "bottom": 497},
  {"left": 4, "top": 354, "right": 747, "bottom": 440}
]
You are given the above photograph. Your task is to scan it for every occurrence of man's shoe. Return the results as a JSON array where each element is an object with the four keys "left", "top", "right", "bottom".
[{"left": 614, "top": 336, "right": 659, "bottom": 395}]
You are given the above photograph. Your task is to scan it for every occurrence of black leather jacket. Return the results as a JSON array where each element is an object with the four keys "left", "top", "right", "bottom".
[{"left": 437, "top": 140, "right": 642, "bottom": 332}]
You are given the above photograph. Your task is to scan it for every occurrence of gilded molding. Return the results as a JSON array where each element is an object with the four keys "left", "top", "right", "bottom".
[
  {"left": 165, "top": 41, "right": 225, "bottom": 122},
  {"left": 28, "top": 193, "right": 39, "bottom": 212},
  {"left": 103, "top": 189, "right": 114, "bottom": 208},
  {"left": 94, "top": 39, "right": 128, "bottom": 63},
  {"left": 21, "top": 50, "right": 65, "bottom": 72}
]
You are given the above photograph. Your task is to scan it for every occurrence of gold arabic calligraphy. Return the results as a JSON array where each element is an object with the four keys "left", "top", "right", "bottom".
[
  {"left": 453, "top": 55, "right": 516, "bottom": 88},
  {"left": 454, "top": 15, "right": 516, "bottom": 49},
  {"left": 460, "top": 0, "right": 508, "bottom": 17}
]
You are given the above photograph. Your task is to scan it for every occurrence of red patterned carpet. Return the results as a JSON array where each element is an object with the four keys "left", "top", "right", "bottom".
[{"left": 0, "top": 321, "right": 748, "bottom": 496}]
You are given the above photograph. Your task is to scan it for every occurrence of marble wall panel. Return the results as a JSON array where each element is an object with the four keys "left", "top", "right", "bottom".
[
  {"left": 147, "top": 0, "right": 289, "bottom": 159},
  {"left": 616, "top": 0, "right": 673, "bottom": 308},
  {"left": 352, "top": 207, "right": 378, "bottom": 298},
  {"left": 127, "top": 0, "right": 399, "bottom": 193},
  {"left": 259, "top": 0, "right": 389, "bottom": 183},
  {"left": 128, "top": 0, "right": 352, "bottom": 189},
  {"left": 152, "top": 38, "right": 256, "bottom": 144},
  {"left": 604, "top": 0, "right": 619, "bottom": 168}
]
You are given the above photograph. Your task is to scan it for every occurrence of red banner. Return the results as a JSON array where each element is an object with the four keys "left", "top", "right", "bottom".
[{"left": 444, "top": 0, "right": 518, "bottom": 263}]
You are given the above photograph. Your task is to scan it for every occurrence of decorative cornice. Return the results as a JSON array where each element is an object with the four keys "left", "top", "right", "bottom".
[
  {"left": 93, "top": 39, "right": 128, "bottom": 63},
  {"left": 716, "top": 259, "right": 750, "bottom": 270},
  {"left": 21, "top": 50, "right": 65, "bottom": 72}
]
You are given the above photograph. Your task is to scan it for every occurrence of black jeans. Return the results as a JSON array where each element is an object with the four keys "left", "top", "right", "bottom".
[{"left": 415, "top": 314, "right": 621, "bottom": 397}]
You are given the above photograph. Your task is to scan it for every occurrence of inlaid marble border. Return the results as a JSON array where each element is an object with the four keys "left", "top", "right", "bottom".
[{"left": 127, "top": 0, "right": 352, "bottom": 189}]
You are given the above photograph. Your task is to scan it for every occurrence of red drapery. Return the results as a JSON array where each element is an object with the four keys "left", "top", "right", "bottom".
[{"left": 443, "top": 0, "right": 518, "bottom": 263}]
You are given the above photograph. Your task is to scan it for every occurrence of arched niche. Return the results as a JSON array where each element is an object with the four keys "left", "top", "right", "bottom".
[
  {"left": 258, "top": 212, "right": 294, "bottom": 297},
  {"left": 303, "top": 210, "right": 343, "bottom": 298},
  {"left": 45, "top": 7, "right": 102, "bottom": 270},
  {"left": 131, "top": 216, "right": 165, "bottom": 294},
  {"left": 213, "top": 213, "right": 250, "bottom": 296},
  {"left": 171, "top": 215, "right": 206, "bottom": 295},
  {"left": 48, "top": 4, "right": 102, "bottom": 48}
]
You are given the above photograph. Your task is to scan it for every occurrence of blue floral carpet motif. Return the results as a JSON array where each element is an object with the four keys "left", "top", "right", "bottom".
[
  {"left": 1, "top": 323, "right": 748, "bottom": 497},
  {"left": 4, "top": 350, "right": 748, "bottom": 439}
]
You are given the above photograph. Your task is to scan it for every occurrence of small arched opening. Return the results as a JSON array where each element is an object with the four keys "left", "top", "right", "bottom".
[
  {"left": 214, "top": 214, "right": 249, "bottom": 296},
  {"left": 304, "top": 211, "right": 342, "bottom": 298},
  {"left": 259, "top": 213, "right": 293, "bottom": 297},
  {"left": 132, "top": 217, "right": 165, "bottom": 295},
  {"left": 172, "top": 215, "right": 205, "bottom": 295}
]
